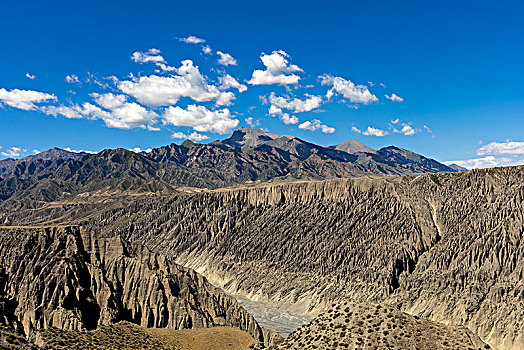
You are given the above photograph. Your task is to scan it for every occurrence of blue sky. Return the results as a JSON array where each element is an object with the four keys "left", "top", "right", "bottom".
[{"left": 1, "top": 0, "right": 524, "bottom": 168}]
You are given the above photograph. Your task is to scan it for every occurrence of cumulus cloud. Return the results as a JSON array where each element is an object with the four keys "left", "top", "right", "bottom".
[
  {"left": 90, "top": 93, "right": 158, "bottom": 129},
  {"left": 265, "top": 93, "right": 322, "bottom": 113},
  {"left": 119, "top": 60, "right": 233, "bottom": 107},
  {"left": 298, "top": 119, "right": 335, "bottom": 133},
  {"left": 179, "top": 36, "right": 205, "bottom": 44},
  {"left": 202, "top": 45, "right": 212, "bottom": 54},
  {"left": 217, "top": 51, "right": 237, "bottom": 66},
  {"left": 362, "top": 126, "right": 388, "bottom": 136},
  {"left": 266, "top": 99, "right": 300, "bottom": 125},
  {"left": 0, "top": 88, "right": 57, "bottom": 110},
  {"left": 248, "top": 50, "right": 302, "bottom": 85},
  {"left": 443, "top": 156, "right": 524, "bottom": 170},
  {"left": 351, "top": 126, "right": 362, "bottom": 134},
  {"left": 281, "top": 113, "right": 299, "bottom": 125},
  {"left": 392, "top": 123, "right": 416, "bottom": 136},
  {"left": 163, "top": 104, "right": 239, "bottom": 134},
  {"left": 320, "top": 75, "right": 377, "bottom": 104},
  {"left": 131, "top": 48, "right": 175, "bottom": 71},
  {"left": 219, "top": 74, "right": 247, "bottom": 92},
  {"left": 25, "top": 73, "right": 35, "bottom": 80},
  {"left": 423, "top": 125, "right": 432, "bottom": 133},
  {"left": 41, "top": 93, "right": 158, "bottom": 130},
  {"left": 171, "top": 131, "right": 210, "bottom": 141},
  {"left": 1, "top": 146, "right": 26, "bottom": 158},
  {"left": 385, "top": 93, "right": 404, "bottom": 102},
  {"left": 477, "top": 141, "right": 524, "bottom": 156},
  {"left": 65, "top": 75, "right": 80, "bottom": 84}
]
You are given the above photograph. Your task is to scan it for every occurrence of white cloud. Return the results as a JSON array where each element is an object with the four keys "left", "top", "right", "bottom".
[
  {"left": 131, "top": 48, "right": 164, "bottom": 63},
  {"left": 245, "top": 117, "right": 260, "bottom": 127},
  {"left": 189, "top": 132, "right": 209, "bottom": 141},
  {"left": 298, "top": 119, "right": 335, "bottom": 133},
  {"left": 0, "top": 146, "right": 26, "bottom": 158},
  {"left": 219, "top": 74, "right": 247, "bottom": 92},
  {"left": 477, "top": 141, "right": 524, "bottom": 156},
  {"left": 217, "top": 51, "right": 237, "bottom": 66},
  {"left": 129, "top": 147, "right": 152, "bottom": 154},
  {"left": 443, "top": 156, "right": 524, "bottom": 170},
  {"left": 202, "top": 45, "right": 212, "bottom": 54},
  {"left": 163, "top": 104, "right": 239, "bottom": 134},
  {"left": 215, "top": 91, "right": 235, "bottom": 106},
  {"left": 90, "top": 92, "right": 158, "bottom": 129},
  {"left": 265, "top": 97, "right": 304, "bottom": 125},
  {"left": 281, "top": 113, "right": 299, "bottom": 125},
  {"left": 41, "top": 94, "right": 158, "bottom": 130},
  {"left": 362, "top": 126, "right": 388, "bottom": 136},
  {"left": 268, "top": 105, "right": 282, "bottom": 115},
  {"left": 391, "top": 118, "right": 399, "bottom": 124},
  {"left": 179, "top": 36, "right": 205, "bottom": 44},
  {"left": 393, "top": 123, "right": 416, "bottom": 136},
  {"left": 25, "top": 73, "right": 35, "bottom": 80},
  {"left": 385, "top": 93, "right": 404, "bottom": 102},
  {"left": 320, "top": 75, "right": 377, "bottom": 104},
  {"left": 266, "top": 93, "right": 322, "bottom": 113},
  {"left": 248, "top": 50, "right": 302, "bottom": 85},
  {"left": 0, "top": 88, "right": 57, "bottom": 110},
  {"left": 171, "top": 131, "right": 210, "bottom": 141},
  {"left": 119, "top": 60, "right": 233, "bottom": 107},
  {"left": 64, "top": 147, "right": 96, "bottom": 154},
  {"left": 131, "top": 49, "right": 175, "bottom": 71},
  {"left": 423, "top": 125, "right": 432, "bottom": 133},
  {"left": 40, "top": 105, "right": 85, "bottom": 119},
  {"left": 351, "top": 126, "right": 362, "bottom": 134},
  {"left": 65, "top": 75, "right": 80, "bottom": 84}
]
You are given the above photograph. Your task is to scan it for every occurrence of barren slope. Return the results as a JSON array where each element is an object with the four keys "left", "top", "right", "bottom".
[{"left": 80, "top": 166, "right": 524, "bottom": 349}]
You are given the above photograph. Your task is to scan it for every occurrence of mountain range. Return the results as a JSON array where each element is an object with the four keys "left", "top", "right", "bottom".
[{"left": 0, "top": 127, "right": 455, "bottom": 215}]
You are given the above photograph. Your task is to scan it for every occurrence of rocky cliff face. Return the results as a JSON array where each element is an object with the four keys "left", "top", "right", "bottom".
[
  {"left": 82, "top": 166, "right": 524, "bottom": 349},
  {"left": 0, "top": 226, "right": 271, "bottom": 345}
]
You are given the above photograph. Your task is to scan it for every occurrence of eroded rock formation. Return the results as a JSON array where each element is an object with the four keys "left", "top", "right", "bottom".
[
  {"left": 83, "top": 166, "right": 524, "bottom": 349},
  {"left": 0, "top": 226, "right": 271, "bottom": 345}
]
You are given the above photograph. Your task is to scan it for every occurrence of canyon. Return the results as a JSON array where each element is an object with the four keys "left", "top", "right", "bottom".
[{"left": 0, "top": 129, "right": 522, "bottom": 349}]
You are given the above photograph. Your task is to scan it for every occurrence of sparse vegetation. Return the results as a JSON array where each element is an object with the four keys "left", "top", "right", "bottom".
[{"left": 268, "top": 300, "right": 489, "bottom": 350}]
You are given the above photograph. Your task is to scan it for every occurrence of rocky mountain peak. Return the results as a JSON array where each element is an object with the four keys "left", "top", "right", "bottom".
[
  {"left": 331, "top": 139, "right": 376, "bottom": 154},
  {"left": 222, "top": 127, "right": 294, "bottom": 149}
]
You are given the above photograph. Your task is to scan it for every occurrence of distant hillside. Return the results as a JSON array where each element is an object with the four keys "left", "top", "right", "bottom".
[{"left": 0, "top": 147, "right": 87, "bottom": 175}]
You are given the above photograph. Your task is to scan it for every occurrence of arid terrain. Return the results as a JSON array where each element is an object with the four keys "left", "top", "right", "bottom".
[{"left": 0, "top": 130, "right": 522, "bottom": 349}]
